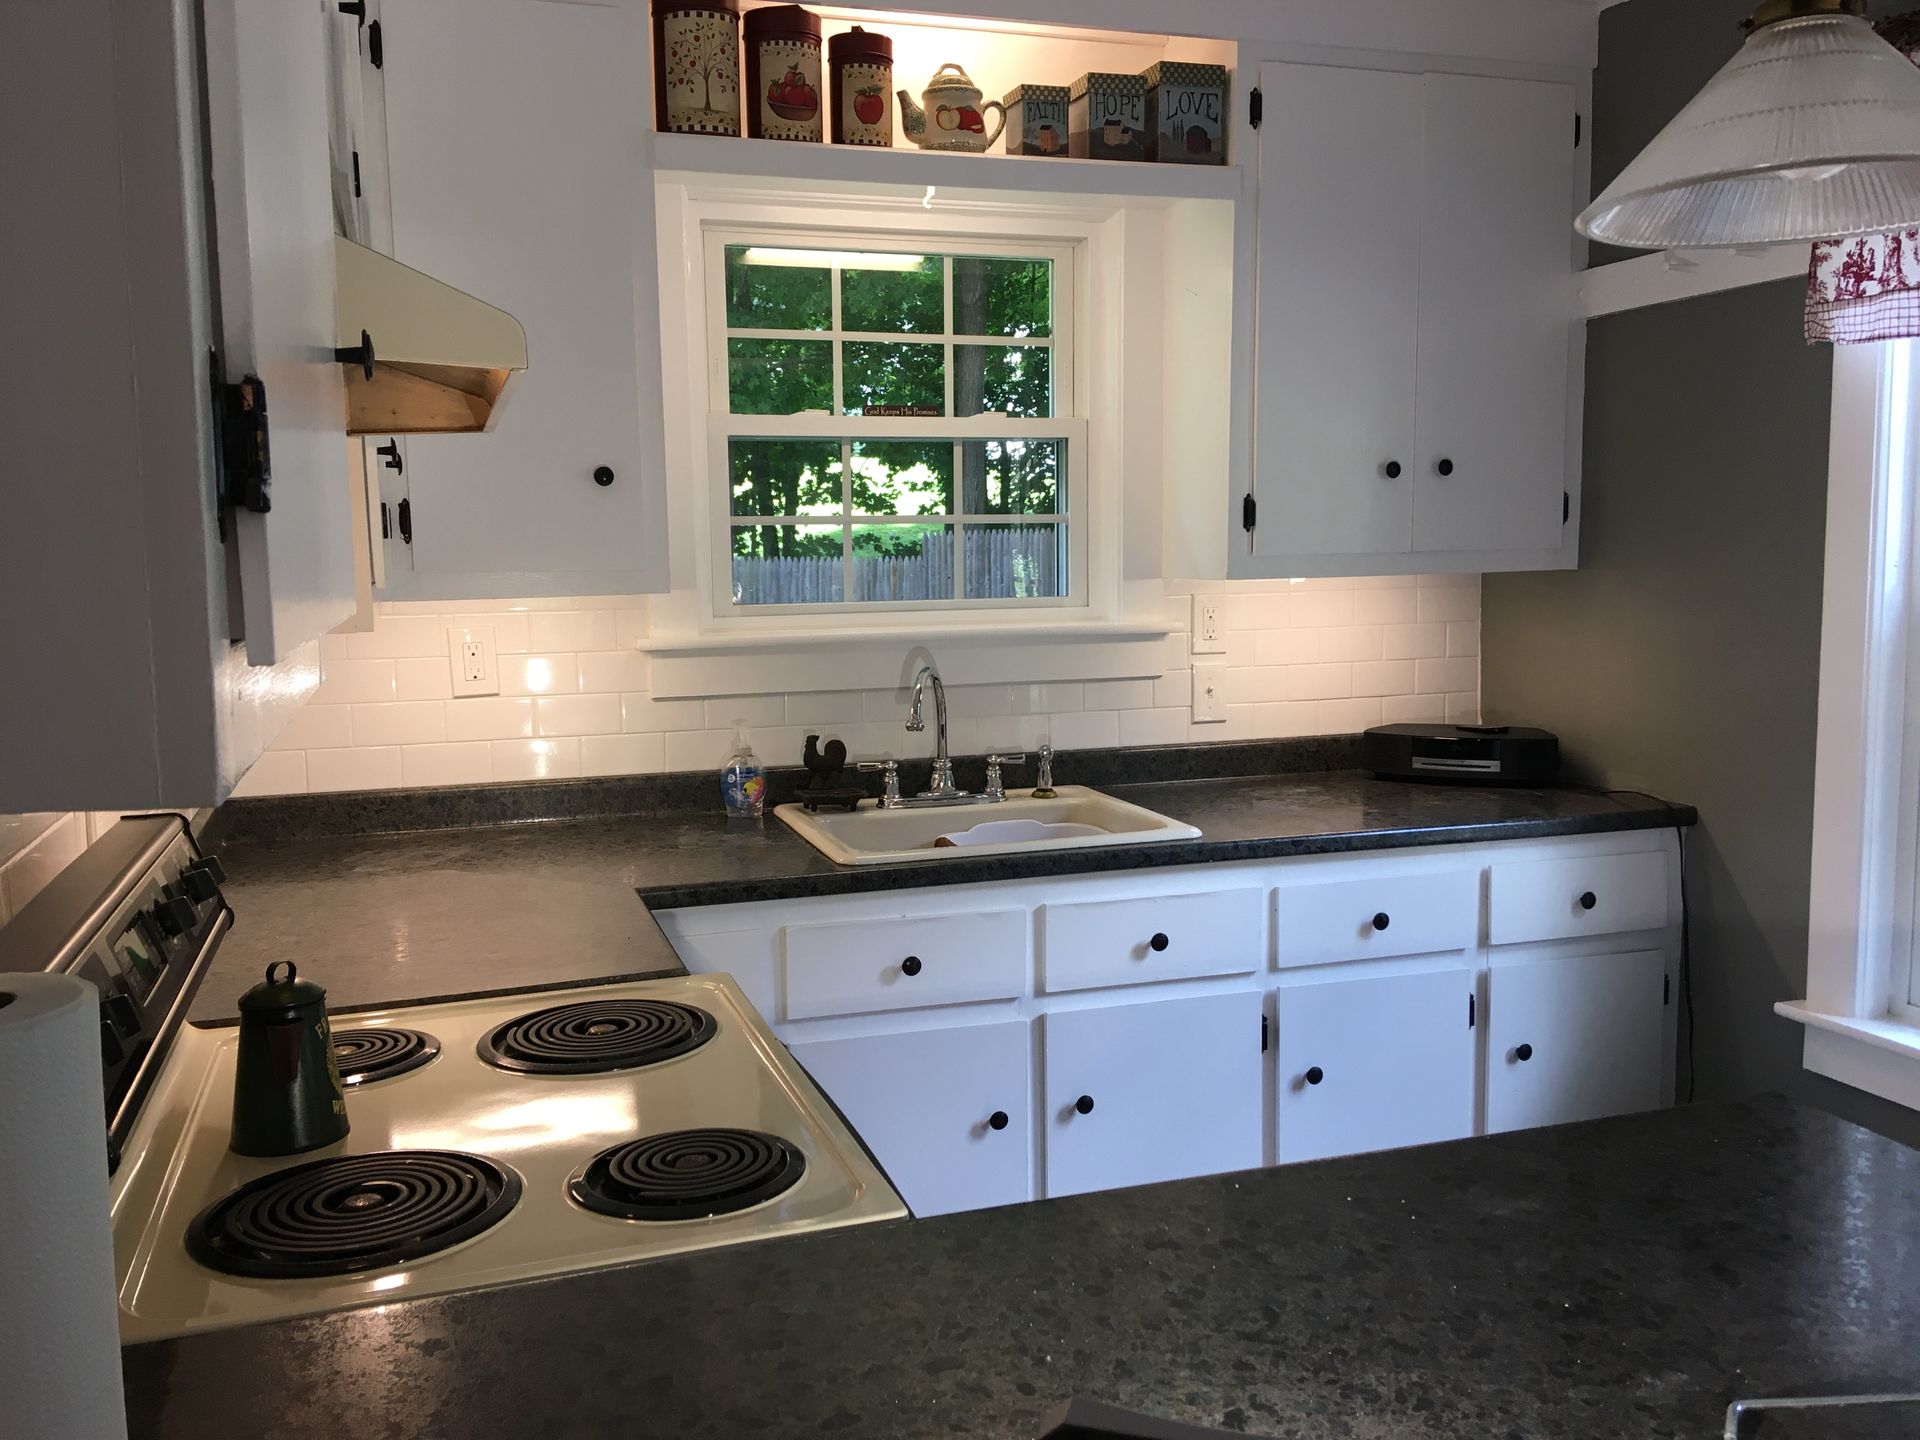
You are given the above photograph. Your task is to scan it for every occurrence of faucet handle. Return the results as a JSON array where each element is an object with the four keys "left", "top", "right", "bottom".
[
  {"left": 857, "top": 759, "right": 903, "bottom": 808},
  {"left": 984, "top": 752, "right": 1027, "bottom": 766},
  {"left": 982, "top": 753, "right": 1025, "bottom": 802}
]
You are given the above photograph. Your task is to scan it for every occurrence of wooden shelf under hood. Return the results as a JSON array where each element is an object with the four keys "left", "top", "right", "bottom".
[{"left": 333, "top": 236, "right": 529, "bottom": 434}]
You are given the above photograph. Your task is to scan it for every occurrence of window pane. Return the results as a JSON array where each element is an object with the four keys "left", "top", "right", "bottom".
[
  {"left": 853, "top": 524, "right": 954, "bottom": 602},
  {"left": 731, "top": 524, "right": 843, "bottom": 605},
  {"left": 724, "top": 245, "right": 830, "bottom": 330},
  {"left": 728, "top": 338, "right": 832, "bottom": 414},
  {"left": 951, "top": 257, "right": 1051, "bottom": 337},
  {"left": 954, "top": 345, "right": 1051, "bottom": 418},
  {"left": 851, "top": 440, "right": 952, "bottom": 516},
  {"left": 961, "top": 439, "right": 1063, "bottom": 515},
  {"left": 729, "top": 440, "right": 841, "bottom": 517},
  {"left": 843, "top": 341, "right": 943, "bottom": 415},
  {"left": 840, "top": 255, "right": 942, "bottom": 333},
  {"left": 964, "top": 522, "right": 1066, "bottom": 599}
]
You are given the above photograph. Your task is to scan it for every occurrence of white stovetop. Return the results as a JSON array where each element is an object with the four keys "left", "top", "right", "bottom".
[{"left": 110, "top": 973, "right": 905, "bottom": 1342}]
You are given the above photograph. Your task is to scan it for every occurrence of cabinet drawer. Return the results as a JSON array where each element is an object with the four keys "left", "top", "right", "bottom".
[
  {"left": 1487, "top": 851, "right": 1668, "bottom": 946},
  {"left": 1273, "top": 870, "right": 1476, "bottom": 968},
  {"left": 782, "top": 910, "right": 1027, "bottom": 1020},
  {"left": 1039, "top": 888, "right": 1263, "bottom": 993}
]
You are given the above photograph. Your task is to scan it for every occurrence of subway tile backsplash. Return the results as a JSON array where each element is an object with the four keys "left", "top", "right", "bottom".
[{"left": 230, "top": 578, "right": 1480, "bottom": 797}]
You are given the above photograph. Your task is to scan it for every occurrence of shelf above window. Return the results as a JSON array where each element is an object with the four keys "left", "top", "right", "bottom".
[{"left": 653, "top": 133, "right": 1243, "bottom": 207}]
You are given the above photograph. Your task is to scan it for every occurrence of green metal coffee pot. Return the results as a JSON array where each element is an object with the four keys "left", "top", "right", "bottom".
[{"left": 229, "top": 961, "right": 349, "bottom": 1156}]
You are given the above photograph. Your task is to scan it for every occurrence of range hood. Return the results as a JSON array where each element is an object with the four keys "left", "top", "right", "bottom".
[{"left": 333, "top": 235, "right": 528, "bottom": 434}]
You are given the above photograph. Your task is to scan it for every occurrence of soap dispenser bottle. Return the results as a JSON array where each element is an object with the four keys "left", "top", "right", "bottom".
[{"left": 721, "top": 722, "right": 766, "bottom": 818}]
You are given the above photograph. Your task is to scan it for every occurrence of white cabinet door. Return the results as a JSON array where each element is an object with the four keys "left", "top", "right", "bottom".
[
  {"left": 381, "top": 0, "right": 668, "bottom": 596},
  {"left": 1251, "top": 63, "right": 1421, "bottom": 561},
  {"left": 1412, "top": 72, "right": 1575, "bottom": 554},
  {"left": 203, "top": 0, "right": 357, "bottom": 662},
  {"left": 1486, "top": 950, "right": 1666, "bottom": 1134},
  {"left": 1274, "top": 969, "right": 1475, "bottom": 1164},
  {"left": 1043, "top": 991, "right": 1262, "bottom": 1199},
  {"left": 789, "top": 1021, "right": 1032, "bottom": 1219}
]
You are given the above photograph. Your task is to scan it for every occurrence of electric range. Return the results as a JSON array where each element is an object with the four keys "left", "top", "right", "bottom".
[{"left": 0, "top": 814, "right": 905, "bottom": 1345}]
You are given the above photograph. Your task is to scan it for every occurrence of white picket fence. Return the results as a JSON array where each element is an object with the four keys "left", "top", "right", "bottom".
[{"left": 733, "top": 527, "right": 1061, "bottom": 604}]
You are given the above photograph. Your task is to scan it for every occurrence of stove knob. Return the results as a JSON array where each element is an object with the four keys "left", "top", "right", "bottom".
[
  {"left": 151, "top": 895, "right": 196, "bottom": 938},
  {"left": 181, "top": 866, "right": 220, "bottom": 903},
  {"left": 187, "top": 855, "right": 227, "bottom": 886},
  {"left": 104, "top": 988, "right": 141, "bottom": 1037},
  {"left": 99, "top": 1018, "right": 125, "bottom": 1066}
]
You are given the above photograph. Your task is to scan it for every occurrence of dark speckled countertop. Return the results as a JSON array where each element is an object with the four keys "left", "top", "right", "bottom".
[
  {"left": 120, "top": 1096, "right": 1919, "bottom": 1440},
  {"left": 193, "top": 770, "right": 1693, "bottom": 1021}
]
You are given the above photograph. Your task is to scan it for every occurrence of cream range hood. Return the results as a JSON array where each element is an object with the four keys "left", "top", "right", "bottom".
[{"left": 333, "top": 235, "right": 528, "bottom": 434}]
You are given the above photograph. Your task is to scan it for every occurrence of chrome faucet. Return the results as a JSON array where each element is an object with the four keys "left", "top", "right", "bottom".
[{"left": 905, "top": 662, "right": 965, "bottom": 802}]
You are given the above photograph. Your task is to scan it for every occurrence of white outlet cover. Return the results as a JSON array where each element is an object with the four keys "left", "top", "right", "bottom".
[
  {"left": 1191, "top": 596, "right": 1226, "bottom": 654},
  {"left": 1191, "top": 663, "right": 1227, "bottom": 724},
  {"left": 449, "top": 625, "right": 499, "bottom": 698}
]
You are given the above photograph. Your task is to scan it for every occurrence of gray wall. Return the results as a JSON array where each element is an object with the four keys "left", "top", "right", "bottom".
[{"left": 1482, "top": 0, "right": 1920, "bottom": 1144}]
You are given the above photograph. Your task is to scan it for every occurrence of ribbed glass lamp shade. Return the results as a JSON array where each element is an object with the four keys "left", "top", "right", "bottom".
[{"left": 1577, "top": 12, "right": 1920, "bottom": 248}]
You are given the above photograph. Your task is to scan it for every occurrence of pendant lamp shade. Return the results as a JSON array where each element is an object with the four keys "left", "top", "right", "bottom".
[{"left": 1577, "top": 9, "right": 1920, "bottom": 249}]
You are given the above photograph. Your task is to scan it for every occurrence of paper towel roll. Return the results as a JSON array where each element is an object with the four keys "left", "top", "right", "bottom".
[{"left": 0, "top": 973, "right": 130, "bottom": 1440}]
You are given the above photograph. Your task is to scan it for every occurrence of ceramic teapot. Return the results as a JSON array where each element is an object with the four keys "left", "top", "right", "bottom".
[{"left": 897, "top": 63, "right": 1005, "bottom": 152}]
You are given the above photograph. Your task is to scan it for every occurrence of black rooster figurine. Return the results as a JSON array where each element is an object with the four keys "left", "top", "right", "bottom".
[{"left": 798, "top": 734, "right": 864, "bottom": 813}]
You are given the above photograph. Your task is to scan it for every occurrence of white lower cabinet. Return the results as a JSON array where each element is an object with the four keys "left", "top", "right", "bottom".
[
  {"left": 1274, "top": 968, "right": 1476, "bottom": 1164},
  {"left": 788, "top": 1020, "right": 1032, "bottom": 1219},
  {"left": 1043, "top": 991, "right": 1263, "bottom": 1199},
  {"left": 1485, "top": 949, "right": 1667, "bottom": 1134}
]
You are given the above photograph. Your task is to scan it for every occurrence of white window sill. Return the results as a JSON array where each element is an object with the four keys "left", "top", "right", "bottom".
[
  {"left": 641, "top": 620, "right": 1174, "bottom": 699},
  {"left": 1776, "top": 1001, "right": 1920, "bottom": 1111}
]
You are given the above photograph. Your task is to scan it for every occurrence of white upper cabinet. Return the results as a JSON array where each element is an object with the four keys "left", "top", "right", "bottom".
[
  {"left": 378, "top": 0, "right": 668, "bottom": 598},
  {"left": 1245, "top": 60, "right": 1578, "bottom": 576}
]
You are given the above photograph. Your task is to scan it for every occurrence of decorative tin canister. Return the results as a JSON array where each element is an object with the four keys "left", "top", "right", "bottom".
[
  {"left": 1068, "top": 72, "right": 1147, "bottom": 161},
  {"left": 1004, "top": 84, "right": 1070, "bottom": 157},
  {"left": 744, "top": 5, "right": 822, "bottom": 142},
  {"left": 1144, "top": 62, "right": 1229, "bottom": 164},
  {"left": 829, "top": 25, "right": 893, "bottom": 146},
  {"left": 652, "top": 0, "right": 741, "bottom": 137}
]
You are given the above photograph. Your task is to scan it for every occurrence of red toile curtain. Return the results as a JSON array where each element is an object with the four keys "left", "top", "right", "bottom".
[{"left": 1807, "top": 12, "right": 1920, "bottom": 344}]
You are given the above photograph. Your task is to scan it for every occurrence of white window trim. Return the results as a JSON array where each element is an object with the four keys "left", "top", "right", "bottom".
[
  {"left": 644, "top": 183, "right": 1173, "bottom": 695},
  {"left": 1780, "top": 338, "right": 1920, "bottom": 1109}
]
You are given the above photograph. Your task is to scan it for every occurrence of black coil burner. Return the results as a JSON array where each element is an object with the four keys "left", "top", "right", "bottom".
[
  {"left": 569, "top": 1128, "right": 805, "bottom": 1221},
  {"left": 477, "top": 999, "right": 716, "bottom": 1075},
  {"left": 186, "top": 1150, "right": 521, "bottom": 1279},
  {"left": 331, "top": 1027, "right": 440, "bottom": 1086}
]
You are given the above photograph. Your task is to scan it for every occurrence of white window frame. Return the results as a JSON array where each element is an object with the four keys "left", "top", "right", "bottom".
[
  {"left": 704, "top": 226, "right": 1086, "bottom": 619},
  {"left": 1781, "top": 337, "right": 1920, "bottom": 1109}
]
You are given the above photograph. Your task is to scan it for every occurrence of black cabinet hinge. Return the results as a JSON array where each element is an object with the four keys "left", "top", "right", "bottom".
[
  {"left": 351, "top": 149, "right": 362, "bottom": 198},
  {"left": 209, "top": 350, "right": 272, "bottom": 516},
  {"left": 396, "top": 496, "right": 413, "bottom": 545},
  {"left": 1574, "top": 112, "right": 1582, "bottom": 147},
  {"left": 368, "top": 18, "right": 384, "bottom": 67},
  {"left": 1261, "top": 1013, "right": 1269, "bottom": 1052},
  {"left": 1468, "top": 993, "right": 1476, "bottom": 1028},
  {"left": 1664, "top": 974, "right": 1671, "bottom": 1006},
  {"left": 1250, "top": 87, "right": 1262, "bottom": 129},
  {"left": 1563, "top": 490, "right": 1570, "bottom": 524},
  {"left": 379, "top": 501, "right": 391, "bottom": 540},
  {"left": 1241, "top": 493, "right": 1257, "bottom": 533}
]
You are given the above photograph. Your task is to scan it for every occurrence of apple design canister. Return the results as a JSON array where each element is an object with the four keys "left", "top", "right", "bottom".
[
  {"left": 744, "top": 5, "right": 823, "bottom": 141},
  {"left": 829, "top": 25, "right": 892, "bottom": 146}
]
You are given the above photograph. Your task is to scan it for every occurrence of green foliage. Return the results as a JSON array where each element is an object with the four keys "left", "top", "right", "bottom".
[
  {"left": 852, "top": 441, "right": 951, "bottom": 515},
  {"left": 728, "top": 339, "right": 831, "bottom": 414},
  {"left": 723, "top": 247, "right": 830, "bottom": 330},
  {"left": 841, "top": 257, "right": 941, "bottom": 333},
  {"left": 844, "top": 342, "right": 943, "bottom": 415}
]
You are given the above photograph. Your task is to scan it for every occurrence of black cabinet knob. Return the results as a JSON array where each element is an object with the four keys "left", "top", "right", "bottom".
[
  {"left": 1383, "top": 460, "right": 1402, "bottom": 479},
  {"left": 1515, "top": 1043, "right": 1534, "bottom": 1062},
  {"left": 1305, "top": 1066, "right": 1324, "bottom": 1086},
  {"left": 901, "top": 956, "right": 922, "bottom": 976},
  {"left": 1371, "top": 912, "right": 1390, "bottom": 931},
  {"left": 593, "top": 465, "right": 616, "bottom": 487},
  {"left": 1436, "top": 457, "right": 1455, "bottom": 477},
  {"left": 988, "top": 1110, "right": 1009, "bottom": 1131},
  {"left": 334, "top": 329, "right": 375, "bottom": 381},
  {"left": 1148, "top": 932, "right": 1170, "bottom": 953},
  {"left": 1578, "top": 891, "right": 1597, "bottom": 911},
  {"left": 1074, "top": 1094, "right": 1095, "bottom": 1115},
  {"left": 375, "top": 440, "right": 403, "bottom": 474}
]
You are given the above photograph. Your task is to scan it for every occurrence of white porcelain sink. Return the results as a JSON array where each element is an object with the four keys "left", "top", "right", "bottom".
[{"left": 775, "top": 785, "right": 1201, "bottom": 866}]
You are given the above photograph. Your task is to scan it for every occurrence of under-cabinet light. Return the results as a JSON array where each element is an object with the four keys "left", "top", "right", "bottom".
[{"left": 739, "top": 247, "right": 927, "bottom": 270}]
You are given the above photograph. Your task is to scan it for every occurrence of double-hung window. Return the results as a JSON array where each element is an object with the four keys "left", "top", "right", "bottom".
[{"left": 705, "top": 233, "right": 1083, "bottom": 614}]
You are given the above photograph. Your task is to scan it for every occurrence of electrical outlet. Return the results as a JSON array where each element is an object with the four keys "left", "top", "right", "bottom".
[
  {"left": 449, "top": 625, "right": 499, "bottom": 698},
  {"left": 1191, "top": 663, "right": 1227, "bottom": 724},
  {"left": 1191, "top": 597, "right": 1225, "bottom": 654}
]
